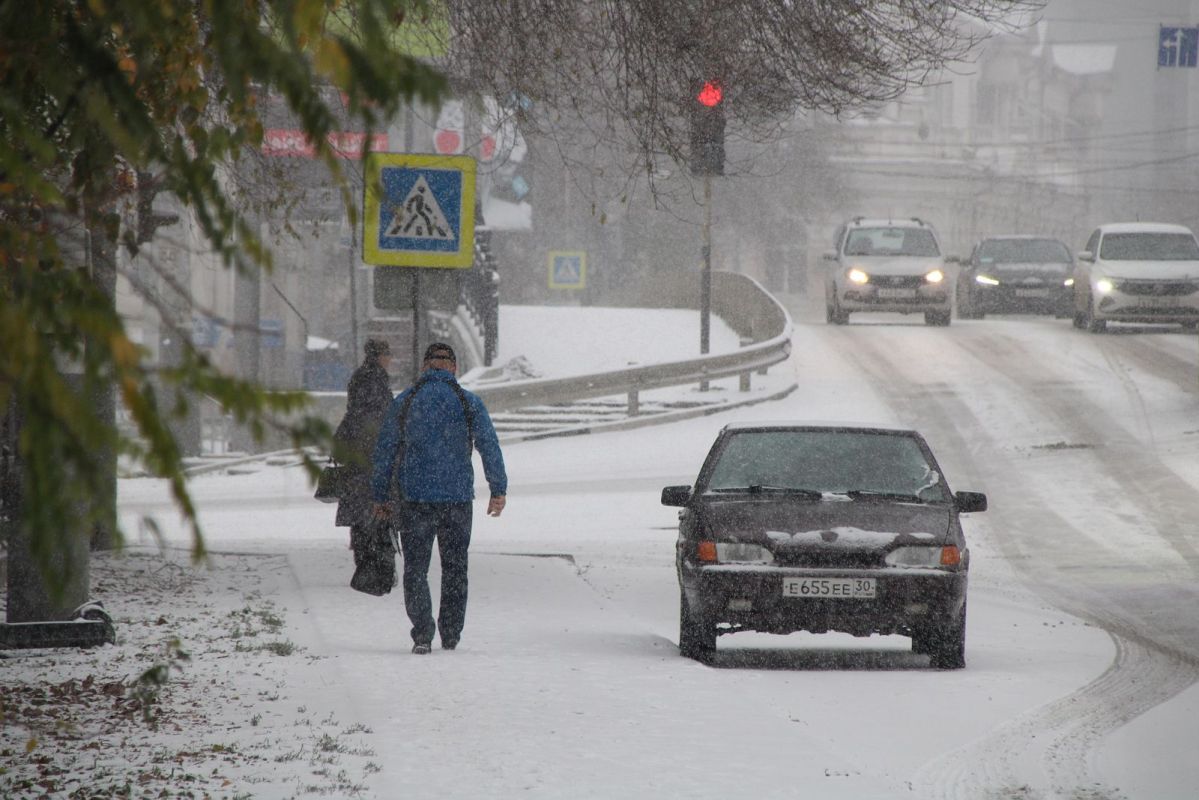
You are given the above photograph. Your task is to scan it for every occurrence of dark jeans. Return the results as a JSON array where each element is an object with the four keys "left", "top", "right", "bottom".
[{"left": 397, "top": 501, "right": 473, "bottom": 645}]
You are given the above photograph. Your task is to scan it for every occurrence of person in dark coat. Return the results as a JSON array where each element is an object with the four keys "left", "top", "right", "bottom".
[{"left": 335, "top": 338, "right": 394, "bottom": 563}]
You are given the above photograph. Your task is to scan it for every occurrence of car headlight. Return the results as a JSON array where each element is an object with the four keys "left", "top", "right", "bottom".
[
  {"left": 975, "top": 274, "right": 1000, "bottom": 286},
  {"left": 925, "top": 269, "right": 945, "bottom": 284},
  {"left": 1063, "top": 277, "right": 1074, "bottom": 287},
  {"left": 848, "top": 268, "right": 869, "bottom": 285},
  {"left": 884, "top": 545, "right": 961, "bottom": 568},
  {"left": 1096, "top": 278, "right": 1115, "bottom": 294},
  {"left": 714, "top": 542, "right": 775, "bottom": 564}
]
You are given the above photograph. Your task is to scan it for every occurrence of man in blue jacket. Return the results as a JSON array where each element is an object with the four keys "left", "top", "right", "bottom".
[{"left": 371, "top": 342, "right": 507, "bottom": 655}]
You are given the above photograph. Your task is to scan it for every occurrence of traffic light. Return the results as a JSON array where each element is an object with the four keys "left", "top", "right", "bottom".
[{"left": 689, "top": 80, "right": 725, "bottom": 176}]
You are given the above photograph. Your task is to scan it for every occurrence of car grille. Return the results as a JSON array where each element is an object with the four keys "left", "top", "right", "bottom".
[
  {"left": 774, "top": 550, "right": 883, "bottom": 569},
  {"left": 1110, "top": 306, "right": 1199, "bottom": 317},
  {"left": 1116, "top": 280, "right": 1199, "bottom": 296},
  {"left": 867, "top": 275, "right": 924, "bottom": 289}
]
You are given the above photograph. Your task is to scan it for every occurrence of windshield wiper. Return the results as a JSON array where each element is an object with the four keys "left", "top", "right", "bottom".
[
  {"left": 710, "top": 485, "right": 824, "bottom": 500},
  {"left": 846, "top": 490, "right": 927, "bottom": 503}
]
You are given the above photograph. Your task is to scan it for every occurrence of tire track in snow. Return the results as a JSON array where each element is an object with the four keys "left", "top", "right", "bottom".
[
  {"left": 814, "top": 322, "right": 1199, "bottom": 800},
  {"left": 913, "top": 631, "right": 1195, "bottom": 800},
  {"left": 951, "top": 330, "right": 1199, "bottom": 576}
]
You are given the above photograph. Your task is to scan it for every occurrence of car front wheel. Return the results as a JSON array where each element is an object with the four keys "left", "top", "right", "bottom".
[
  {"left": 678, "top": 591, "right": 716, "bottom": 661},
  {"left": 1084, "top": 296, "right": 1107, "bottom": 333},
  {"left": 914, "top": 603, "right": 967, "bottom": 670},
  {"left": 826, "top": 293, "right": 850, "bottom": 325},
  {"left": 957, "top": 287, "right": 982, "bottom": 320}
]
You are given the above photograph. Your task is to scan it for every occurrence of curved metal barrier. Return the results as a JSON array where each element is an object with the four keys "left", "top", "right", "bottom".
[
  {"left": 465, "top": 270, "right": 793, "bottom": 413},
  {"left": 287, "top": 270, "right": 794, "bottom": 441}
]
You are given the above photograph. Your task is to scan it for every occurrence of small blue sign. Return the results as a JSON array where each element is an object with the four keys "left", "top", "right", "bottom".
[
  {"left": 191, "top": 314, "right": 221, "bottom": 349},
  {"left": 548, "top": 250, "right": 586, "bottom": 290},
  {"left": 260, "top": 319, "right": 284, "bottom": 349},
  {"left": 1159, "top": 26, "right": 1199, "bottom": 67}
]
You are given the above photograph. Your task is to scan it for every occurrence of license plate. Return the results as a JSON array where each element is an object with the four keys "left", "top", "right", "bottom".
[
  {"left": 1142, "top": 296, "right": 1180, "bottom": 307},
  {"left": 877, "top": 288, "right": 916, "bottom": 299},
  {"left": 783, "top": 577, "right": 876, "bottom": 599},
  {"left": 1015, "top": 288, "right": 1049, "bottom": 298}
]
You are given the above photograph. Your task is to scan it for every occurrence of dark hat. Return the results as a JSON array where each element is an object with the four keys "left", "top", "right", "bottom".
[
  {"left": 364, "top": 338, "right": 391, "bottom": 357},
  {"left": 422, "top": 342, "right": 457, "bottom": 363}
]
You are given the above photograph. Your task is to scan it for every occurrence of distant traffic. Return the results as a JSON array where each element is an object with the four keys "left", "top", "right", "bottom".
[{"left": 822, "top": 216, "right": 1199, "bottom": 333}]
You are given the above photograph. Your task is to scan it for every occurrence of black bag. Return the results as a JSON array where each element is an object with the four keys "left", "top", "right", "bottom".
[
  {"left": 350, "top": 520, "right": 398, "bottom": 596},
  {"left": 314, "top": 462, "right": 348, "bottom": 503}
]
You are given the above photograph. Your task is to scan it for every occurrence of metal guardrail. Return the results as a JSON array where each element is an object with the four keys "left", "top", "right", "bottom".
[
  {"left": 466, "top": 271, "right": 794, "bottom": 414},
  {"left": 277, "top": 270, "right": 794, "bottom": 438}
]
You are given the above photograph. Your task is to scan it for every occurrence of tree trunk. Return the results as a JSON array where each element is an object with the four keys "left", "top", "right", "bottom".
[
  {"left": 3, "top": 397, "right": 89, "bottom": 622},
  {"left": 89, "top": 216, "right": 119, "bottom": 551}
]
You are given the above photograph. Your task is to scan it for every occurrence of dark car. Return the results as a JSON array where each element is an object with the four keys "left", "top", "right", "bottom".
[
  {"left": 957, "top": 236, "right": 1073, "bottom": 319},
  {"left": 661, "top": 422, "right": 987, "bottom": 669}
]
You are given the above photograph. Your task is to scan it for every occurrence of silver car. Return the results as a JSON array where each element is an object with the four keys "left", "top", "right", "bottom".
[
  {"left": 1073, "top": 222, "right": 1199, "bottom": 333},
  {"left": 824, "top": 217, "right": 959, "bottom": 327}
]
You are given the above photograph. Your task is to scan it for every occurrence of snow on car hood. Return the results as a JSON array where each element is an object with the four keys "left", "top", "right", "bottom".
[
  {"left": 1098, "top": 260, "right": 1199, "bottom": 280},
  {"left": 845, "top": 255, "right": 944, "bottom": 276},
  {"left": 980, "top": 261, "right": 1071, "bottom": 277},
  {"left": 703, "top": 498, "right": 952, "bottom": 547},
  {"left": 765, "top": 526, "right": 938, "bottom": 549}
]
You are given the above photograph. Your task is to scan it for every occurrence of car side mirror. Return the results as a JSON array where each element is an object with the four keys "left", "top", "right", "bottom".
[
  {"left": 954, "top": 491, "right": 987, "bottom": 513},
  {"left": 822, "top": 251, "right": 839, "bottom": 262},
  {"left": 661, "top": 485, "right": 692, "bottom": 507},
  {"left": 1078, "top": 251, "right": 1095, "bottom": 263}
]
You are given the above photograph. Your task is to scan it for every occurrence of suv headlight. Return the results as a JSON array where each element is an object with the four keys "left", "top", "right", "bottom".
[
  {"left": 714, "top": 542, "right": 775, "bottom": 564},
  {"left": 848, "top": 268, "right": 869, "bottom": 284},
  {"left": 975, "top": 274, "right": 1000, "bottom": 286},
  {"left": 885, "top": 545, "right": 961, "bottom": 567},
  {"left": 1096, "top": 278, "right": 1115, "bottom": 294},
  {"left": 924, "top": 269, "right": 945, "bottom": 284}
]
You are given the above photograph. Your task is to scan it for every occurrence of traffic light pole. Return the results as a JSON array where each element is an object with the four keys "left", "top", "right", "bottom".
[{"left": 700, "top": 173, "right": 712, "bottom": 391}]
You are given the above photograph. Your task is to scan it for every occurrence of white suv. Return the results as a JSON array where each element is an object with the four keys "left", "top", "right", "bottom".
[
  {"left": 823, "top": 217, "right": 958, "bottom": 326},
  {"left": 1072, "top": 222, "right": 1199, "bottom": 333}
]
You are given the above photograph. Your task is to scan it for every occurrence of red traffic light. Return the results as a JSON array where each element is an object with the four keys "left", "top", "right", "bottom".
[{"left": 697, "top": 81, "right": 723, "bottom": 107}]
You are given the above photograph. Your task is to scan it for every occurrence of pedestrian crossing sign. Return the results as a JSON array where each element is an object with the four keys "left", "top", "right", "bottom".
[
  {"left": 548, "top": 251, "right": 586, "bottom": 289},
  {"left": 363, "top": 153, "right": 476, "bottom": 268}
]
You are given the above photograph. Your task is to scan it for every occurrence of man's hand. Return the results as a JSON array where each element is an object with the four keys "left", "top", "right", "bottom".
[
  {"left": 372, "top": 502, "right": 393, "bottom": 519},
  {"left": 487, "top": 495, "right": 506, "bottom": 517}
]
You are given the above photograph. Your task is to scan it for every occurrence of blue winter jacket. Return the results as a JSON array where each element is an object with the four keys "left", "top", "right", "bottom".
[{"left": 370, "top": 369, "right": 507, "bottom": 503}]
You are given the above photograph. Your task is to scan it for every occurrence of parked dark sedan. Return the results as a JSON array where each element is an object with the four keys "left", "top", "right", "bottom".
[
  {"left": 957, "top": 236, "right": 1074, "bottom": 319},
  {"left": 661, "top": 423, "right": 987, "bottom": 669}
]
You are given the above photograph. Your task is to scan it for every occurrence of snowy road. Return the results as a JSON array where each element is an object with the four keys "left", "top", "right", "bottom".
[{"left": 116, "top": 303, "right": 1199, "bottom": 799}]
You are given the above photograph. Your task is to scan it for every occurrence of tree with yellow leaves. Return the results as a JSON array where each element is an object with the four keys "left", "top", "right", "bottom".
[{"left": 0, "top": 0, "right": 446, "bottom": 621}]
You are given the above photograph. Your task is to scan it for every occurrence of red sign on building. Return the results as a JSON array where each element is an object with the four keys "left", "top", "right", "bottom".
[{"left": 262, "top": 130, "right": 388, "bottom": 158}]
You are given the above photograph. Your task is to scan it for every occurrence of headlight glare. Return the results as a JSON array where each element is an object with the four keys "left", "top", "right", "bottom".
[
  {"left": 925, "top": 269, "right": 945, "bottom": 284},
  {"left": 975, "top": 274, "right": 1000, "bottom": 286},
  {"left": 848, "top": 268, "right": 869, "bottom": 285},
  {"left": 1063, "top": 277, "right": 1075, "bottom": 287},
  {"left": 715, "top": 542, "right": 775, "bottom": 564},
  {"left": 1096, "top": 278, "right": 1115, "bottom": 294}
]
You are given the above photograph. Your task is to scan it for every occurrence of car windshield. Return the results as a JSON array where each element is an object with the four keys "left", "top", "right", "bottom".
[
  {"left": 978, "top": 238, "right": 1070, "bottom": 264},
  {"left": 1099, "top": 233, "right": 1199, "bottom": 261},
  {"left": 704, "top": 430, "right": 947, "bottom": 502},
  {"left": 844, "top": 227, "right": 940, "bottom": 257}
]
